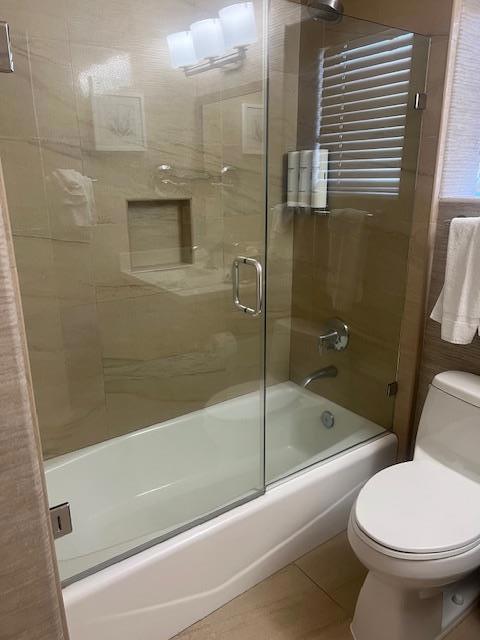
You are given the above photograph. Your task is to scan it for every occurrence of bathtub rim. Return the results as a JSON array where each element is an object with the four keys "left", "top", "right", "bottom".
[
  {"left": 60, "top": 486, "right": 264, "bottom": 588},
  {"left": 59, "top": 429, "right": 391, "bottom": 588}
]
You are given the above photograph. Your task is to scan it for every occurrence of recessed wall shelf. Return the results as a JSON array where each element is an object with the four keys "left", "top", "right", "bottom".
[{"left": 127, "top": 199, "right": 193, "bottom": 272}]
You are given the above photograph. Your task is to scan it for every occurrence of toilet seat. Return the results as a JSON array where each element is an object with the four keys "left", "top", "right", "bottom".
[
  {"left": 353, "top": 459, "right": 480, "bottom": 558},
  {"left": 350, "top": 515, "right": 480, "bottom": 562}
]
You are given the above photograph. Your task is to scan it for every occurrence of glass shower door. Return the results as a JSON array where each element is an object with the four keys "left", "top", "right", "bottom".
[
  {"left": 0, "top": 0, "right": 267, "bottom": 582},
  {"left": 265, "top": 2, "right": 430, "bottom": 482}
]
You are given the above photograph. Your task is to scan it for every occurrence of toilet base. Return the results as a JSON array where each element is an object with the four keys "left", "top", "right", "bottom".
[
  {"left": 351, "top": 573, "right": 442, "bottom": 640},
  {"left": 351, "top": 570, "right": 480, "bottom": 640},
  {"left": 439, "top": 570, "right": 480, "bottom": 638}
]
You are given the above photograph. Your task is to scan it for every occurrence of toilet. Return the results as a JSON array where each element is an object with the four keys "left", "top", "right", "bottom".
[{"left": 348, "top": 371, "right": 480, "bottom": 640}]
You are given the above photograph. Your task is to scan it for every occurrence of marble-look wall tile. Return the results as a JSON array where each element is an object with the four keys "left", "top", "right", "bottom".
[
  {"left": 13, "top": 235, "right": 95, "bottom": 309},
  {"left": 69, "top": 41, "right": 198, "bottom": 160},
  {"left": 289, "top": 217, "right": 401, "bottom": 427},
  {"left": 0, "top": 139, "right": 50, "bottom": 238},
  {"left": 287, "top": 12, "right": 441, "bottom": 434},
  {"left": 2, "top": 0, "right": 286, "bottom": 459},
  {"left": 265, "top": 0, "right": 301, "bottom": 384},
  {"left": 65, "top": 0, "right": 204, "bottom": 50},
  {"left": 0, "top": 36, "right": 38, "bottom": 140},
  {"left": 96, "top": 293, "right": 213, "bottom": 361},
  {"left": 0, "top": 0, "right": 68, "bottom": 41},
  {"left": 342, "top": 0, "right": 453, "bottom": 36},
  {"left": 12, "top": 235, "right": 107, "bottom": 458},
  {"left": 41, "top": 141, "right": 89, "bottom": 243},
  {"left": 28, "top": 37, "right": 80, "bottom": 145},
  {"left": 98, "top": 288, "right": 263, "bottom": 437}
]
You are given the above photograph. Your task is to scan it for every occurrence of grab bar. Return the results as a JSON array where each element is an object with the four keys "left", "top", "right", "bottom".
[{"left": 232, "top": 256, "right": 263, "bottom": 317}]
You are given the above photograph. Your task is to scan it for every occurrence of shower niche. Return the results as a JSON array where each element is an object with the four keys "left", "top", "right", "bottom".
[{"left": 127, "top": 198, "right": 193, "bottom": 271}]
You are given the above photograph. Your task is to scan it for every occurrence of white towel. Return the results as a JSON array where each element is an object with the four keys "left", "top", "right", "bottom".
[
  {"left": 327, "top": 208, "right": 369, "bottom": 312},
  {"left": 270, "top": 202, "right": 293, "bottom": 236},
  {"left": 430, "top": 217, "right": 480, "bottom": 344},
  {"left": 51, "top": 169, "right": 96, "bottom": 227}
]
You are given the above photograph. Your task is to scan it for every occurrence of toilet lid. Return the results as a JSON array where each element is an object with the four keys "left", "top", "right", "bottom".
[{"left": 354, "top": 460, "right": 480, "bottom": 555}]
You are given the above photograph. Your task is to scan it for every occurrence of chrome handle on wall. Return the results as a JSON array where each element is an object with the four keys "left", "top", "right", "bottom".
[
  {"left": 232, "top": 256, "right": 263, "bottom": 317},
  {"left": 317, "top": 318, "right": 349, "bottom": 354}
]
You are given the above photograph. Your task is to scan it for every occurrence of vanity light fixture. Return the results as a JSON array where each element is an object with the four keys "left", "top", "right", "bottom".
[{"left": 167, "top": 2, "right": 257, "bottom": 77}]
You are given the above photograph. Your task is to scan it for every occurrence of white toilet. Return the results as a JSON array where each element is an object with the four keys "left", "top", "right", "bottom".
[{"left": 348, "top": 371, "right": 480, "bottom": 640}]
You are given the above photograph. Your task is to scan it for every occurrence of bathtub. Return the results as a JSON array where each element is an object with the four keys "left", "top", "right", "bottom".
[{"left": 46, "top": 382, "right": 397, "bottom": 640}]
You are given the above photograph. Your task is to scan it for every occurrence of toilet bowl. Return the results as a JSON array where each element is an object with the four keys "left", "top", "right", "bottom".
[{"left": 348, "top": 371, "right": 480, "bottom": 640}]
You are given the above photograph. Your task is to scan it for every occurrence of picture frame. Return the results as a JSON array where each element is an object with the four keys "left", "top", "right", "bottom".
[
  {"left": 91, "top": 93, "right": 147, "bottom": 152},
  {"left": 242, "top": 103, "right": 264, "bottom": 155}
]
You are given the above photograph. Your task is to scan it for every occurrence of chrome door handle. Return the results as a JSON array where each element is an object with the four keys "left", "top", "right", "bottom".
[{"left": 232, "top": 256, "right": 263, "bottom": 317}]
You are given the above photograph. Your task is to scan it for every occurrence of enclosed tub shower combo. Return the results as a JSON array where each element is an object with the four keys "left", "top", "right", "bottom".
[{"left": 0, "top": 0, "right": 430, "bottom": 638}]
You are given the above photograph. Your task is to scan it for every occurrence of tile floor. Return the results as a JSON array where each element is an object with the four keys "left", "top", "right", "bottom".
[{"left": 174, "top": 531, "right": 480, "bottom": 640}]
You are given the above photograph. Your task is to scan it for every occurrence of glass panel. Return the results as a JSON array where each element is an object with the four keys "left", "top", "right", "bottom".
[
  {"left": 265, "top": 2, "right": 430, "bottom": 483},
  {"left": 0, "top": 0, "right": 267, "bottom": 583}
]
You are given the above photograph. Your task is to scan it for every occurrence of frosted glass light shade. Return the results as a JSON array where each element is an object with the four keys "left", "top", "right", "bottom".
[
  {"left": 167, "top": 31, "right": 198, "bottom": 68},
  {"left": 191, "top": 19, "right": 226, "bottom": 60},
  {"left": 219, "top": 3, "right": 257, "bottom": 50}
]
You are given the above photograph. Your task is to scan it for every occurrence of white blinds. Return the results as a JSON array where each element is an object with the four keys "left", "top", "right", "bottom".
[{"left": 317, "top": 31, "right": 414, "bottom": 197}]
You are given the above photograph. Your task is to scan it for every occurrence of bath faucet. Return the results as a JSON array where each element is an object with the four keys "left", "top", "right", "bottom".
[{"left": 302, "top": 365, "right": 338, "bottom": 389}]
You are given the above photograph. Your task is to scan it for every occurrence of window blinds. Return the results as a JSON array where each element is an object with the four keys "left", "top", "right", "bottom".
[{"left": 317, "top": 30, "right": 414, "bottom": 197}]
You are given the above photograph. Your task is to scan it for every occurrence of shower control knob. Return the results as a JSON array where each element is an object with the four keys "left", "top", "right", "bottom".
[{"left": 317, "top": 318, "right": 349, "bottom": 354}]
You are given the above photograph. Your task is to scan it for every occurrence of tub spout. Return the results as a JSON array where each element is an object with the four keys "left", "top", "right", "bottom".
[{"left": 302, "top": 365, "right": 338, "bottom": 388}]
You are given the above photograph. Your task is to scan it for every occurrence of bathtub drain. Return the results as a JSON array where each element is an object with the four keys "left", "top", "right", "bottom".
[{"left": 321, "top": 411, "right": 335, "bottom": 429}]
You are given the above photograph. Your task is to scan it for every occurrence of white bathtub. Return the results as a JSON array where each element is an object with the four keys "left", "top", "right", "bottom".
[{"left": 46, "top": 382, "right": 397, "bottom": 640}]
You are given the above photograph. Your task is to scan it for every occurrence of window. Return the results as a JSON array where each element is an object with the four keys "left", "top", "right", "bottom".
[{"left": 317, "top": 30, "right": 414, "bottom": 197}]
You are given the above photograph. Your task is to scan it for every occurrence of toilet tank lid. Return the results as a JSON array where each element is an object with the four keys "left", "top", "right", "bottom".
[{"left": 432, "top": 371, "right": 480, "bottom": 408}]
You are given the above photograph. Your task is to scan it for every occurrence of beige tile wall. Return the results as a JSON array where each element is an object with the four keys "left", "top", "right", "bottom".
[
  {"left": 287, "top": 2, "right": 453, "bottom": 445},
  {"left": 342, "top": 0, "right": 453, "bottom": 36},
  {"left": 2, "top": 0, "right": 453, "bottom": 462},
  {"left": 287, "top": 18, "right": 429, "bottom": 430},
  {"left": 1, "top": 0, "right": 297, "bottom": 459}
]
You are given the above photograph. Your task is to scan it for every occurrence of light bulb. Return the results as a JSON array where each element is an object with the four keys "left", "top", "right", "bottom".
[
  {"left": 167, "top": 31, "right": 198, "bottom": 69},
  {"left": 191, "top": 18, "right": 226, "bottom": 60},
  {"left": 219, "top": 3, "right": 257, "bottom": 50}
]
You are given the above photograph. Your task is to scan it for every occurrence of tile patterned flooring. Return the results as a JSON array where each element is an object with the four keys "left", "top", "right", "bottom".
[{"left": 174, "top": 532, "right": 480, "bottom": 640}]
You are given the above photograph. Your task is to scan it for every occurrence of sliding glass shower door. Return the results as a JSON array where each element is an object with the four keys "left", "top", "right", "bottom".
[{"left": 0, "top": 0, "right": 267, "bottom": 582}]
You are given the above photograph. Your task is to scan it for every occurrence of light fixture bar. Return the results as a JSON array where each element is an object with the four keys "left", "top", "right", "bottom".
[{"left": 182, "top": 46, "right": 247, "bottom": 77}]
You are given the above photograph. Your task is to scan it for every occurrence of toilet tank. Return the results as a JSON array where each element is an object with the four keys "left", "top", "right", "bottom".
[{"left": 415, "top": 371, "right": 480, "bottom": 480}]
